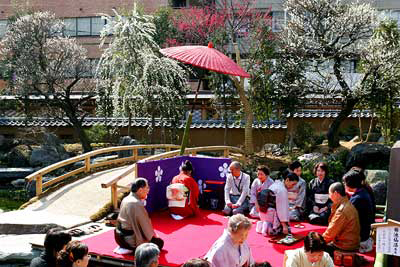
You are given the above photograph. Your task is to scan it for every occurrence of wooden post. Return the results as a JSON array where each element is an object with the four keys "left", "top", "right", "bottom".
[
  {"left": 36, "top": 175, "right": 43, "bottom": 196},
  {"left": 166, "top": 147, "right": 171, "bottom": 152},
  {"left": 84, "top": 156, "right": 91, "bottom": 173},
  {"left": 133, "top": 148, "right": 138, "bottom": 160},
  {"left": 192, "top": 151, "right": 197, "bottom": 156},
  {"left": 111, "top": 184, "right": 118, "bottom": 210},
  {"left": 223, "top": 148, "right": 229, "bottom": 158},
  {"left": 388, "top": 141, "right": 400, "bottom": 222}
]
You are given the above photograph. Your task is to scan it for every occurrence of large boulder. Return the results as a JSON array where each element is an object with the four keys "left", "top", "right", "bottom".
[
  {"left": 26, "top": 176, "right": 53, "bottom": 198},
  {"left": 29, "top": 134, "right": 69, "bottom": 167},
  {"left": 346, "top": 143, "right": 390, "bottom": 170},
  {"left": 6, "top": 145, "right": 31, "bottom": 167},
  {"left": 118, "top": 136, "right": 138, "bottom": 158},
  {"left": 298, "top": 152, "right": 323, "bottom": 162},
  {"left": 364, "top": 170, "right": 389, "bottom": 185},
  {"left": 372, "top": 181, "right": 387, "bottom": 205},
  {"left": 263, "top": 143, "right": 286, "bottom": 156}
]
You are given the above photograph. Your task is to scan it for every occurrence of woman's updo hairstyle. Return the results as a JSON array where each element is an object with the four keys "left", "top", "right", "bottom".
[
  {"left": 182, "top": 160, "right": 193, "bottom": 173},
  {"left": 57, "top": 240, "right": 88, "bottom": 267},
  {"left": 228, "top": 214, "right": 252, "bottom": 233}
]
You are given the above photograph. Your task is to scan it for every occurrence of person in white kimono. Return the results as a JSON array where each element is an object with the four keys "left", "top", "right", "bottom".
[
  {"left": 256, "top": 173, "right": 299, "bottom": 236},
  {"left": 205, "top": 214, "right": 254, "bottom": 267},
  {"left": 284, "top": 232, "right": 334, "bottom": 267},
  {"left": 288, "top": 161, "right": 307, "bottom": 221},
  {"left": 223, "top": 161, "right": 251, "bottom": 216},
  {"left": 249, "top": 165, "right": 274, "bottom": 218}
]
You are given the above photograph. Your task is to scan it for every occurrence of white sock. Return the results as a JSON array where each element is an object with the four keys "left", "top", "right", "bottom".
[
  {"left": 262, "top": 221, "right": 269, "bottom": 236},
  {"left": 256, "top": 221, "right": 263, "bottom": 233}
]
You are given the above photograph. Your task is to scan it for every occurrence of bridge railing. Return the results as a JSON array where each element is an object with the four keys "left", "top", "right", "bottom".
[
  {"left": 25, "top": 144, "right": 180, "bottom": 197},
  {"left": 101, "top": 146, "right": 245, "bottom": 210}
]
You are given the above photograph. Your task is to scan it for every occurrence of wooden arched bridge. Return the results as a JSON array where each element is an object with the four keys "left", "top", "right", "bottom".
[{"left": 1, "top": 145, "right": 244, "bottom": 231}]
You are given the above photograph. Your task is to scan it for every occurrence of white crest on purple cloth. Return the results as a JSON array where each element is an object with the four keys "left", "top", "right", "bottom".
[
  {"left": 197, "top": 179, "right": 207, "bottom": 194},
  {"left": 218, "top": 162, "right": 229, "bottom": 178},
  {"left": 155, "top": 166, "right": 163, "bottom": 182}
]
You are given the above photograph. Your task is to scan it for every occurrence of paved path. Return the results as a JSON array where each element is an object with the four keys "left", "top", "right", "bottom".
[{"left": 0, "top": 165, "right": 135, "bottom": 233}]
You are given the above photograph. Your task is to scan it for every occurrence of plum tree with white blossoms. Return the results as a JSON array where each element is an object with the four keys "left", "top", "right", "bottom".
[
  {"left": 96, "top": 8, "right": 189, "bottom": 143},
  {"left": 280, "top": 0, "right": 379, "bottom": 149},
  {"left": 0, "top": 12, "right": 94, "bottom": 152}
]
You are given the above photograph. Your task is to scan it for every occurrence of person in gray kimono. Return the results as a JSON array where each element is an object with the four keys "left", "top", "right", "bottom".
[
  {"left": 205, "top": 214, "right": 254, "bottom": 267},
  {"left": 223, "top": 161, "right": 251, "bottom": 216},
  {"left": 287, "top": 161, "right": 307, "bottom": 221}
]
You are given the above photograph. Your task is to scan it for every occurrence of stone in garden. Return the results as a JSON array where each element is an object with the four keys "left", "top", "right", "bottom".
[
  {"left": 297, "top": 152, "right": 323, "bottom": 162},
  {"left": 11, "top": 178, "right": 26, "bottom": 188},
  {"left": 364, "top": 170, "right": 389, "bottom": 185},
  {"left": 350, "top": 136, "right": 360, "bottom": 142},
  {"left": 6, "top": 145, "right": 31, "bottom": 167},
  {"left": 346, "top": 143, "right": 390, "bottom": 170},
  {"left": 118, "top": 136, "right": 138, "bottom": 158},
  {"left": 371, "top": 181, "right": 387, "bottom": 205},
  {"left": 29, "top": 133, "right": 69, "bottom": 167}
]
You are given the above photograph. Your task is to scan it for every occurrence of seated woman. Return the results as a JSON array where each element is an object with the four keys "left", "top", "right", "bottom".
[
  {"left": 249, "top": 165, "right": 274, "bottom": 218},
  {"left": 343, "top": 168, "right": 375, "bottom": 253},
  {"left": 167, "top": 160, "right": 200, "bottom": 219},
  {"left": 284, "top": 232, "right": 334, "bottom": 267},
  {"left": 182, "top": 258, "right": 211, "bottom": 267},
  {"left": 205, "top": 214, "right": 254, "bottom": 267},
  {"left": 30, "top": 227, "right": 71, "bottom": 267},
  {"left": 57, "top": 240, "right": 90, "bottom": 267},
  {"left": 256, "top": 173, "right": 299, "bottom": 236},
  {"left": 307, "top": 162, "right": 335, "bottom": 225}
]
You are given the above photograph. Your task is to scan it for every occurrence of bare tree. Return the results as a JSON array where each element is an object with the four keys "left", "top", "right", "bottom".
[{"left": 0, "top": 12, "right": 94, "bottom": 152}]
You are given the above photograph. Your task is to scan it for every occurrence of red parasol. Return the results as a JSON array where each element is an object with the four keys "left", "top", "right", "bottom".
[{"left": 160, "top": 42, "right": 250, "bottom": 78}]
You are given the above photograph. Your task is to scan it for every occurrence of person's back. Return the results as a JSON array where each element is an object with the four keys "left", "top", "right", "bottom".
[
  {"left": 30, "top": 228, "right": 71, "bottom": 267},
  {"left": 349, "top": 188, "right": 374, "bottom": 241}
]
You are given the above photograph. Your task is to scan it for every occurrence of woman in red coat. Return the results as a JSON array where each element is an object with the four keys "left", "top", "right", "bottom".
[{"left": 168, "top": 160, "right": 200, "bottom": 218}]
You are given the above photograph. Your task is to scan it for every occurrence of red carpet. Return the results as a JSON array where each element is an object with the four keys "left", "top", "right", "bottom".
[{"left": 82, "top": 210, "right": 375, "bottom": 267}]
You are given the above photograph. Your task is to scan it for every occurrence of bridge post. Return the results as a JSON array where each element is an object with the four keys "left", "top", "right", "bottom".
[
  {"left": 36, "top": 175, "right": 43, "bottom": 196},
  {"left": 224, "top": 148, "right": 229, "bottom": 158},
  {"left": 84, "top": 157, "right": 91, "bottom": 173},
  {"left": 111, "top": 184, "right": 118, "bottom": 210},
  {"left": 133, "top": 148, "right": 138, "bottom": 160}
]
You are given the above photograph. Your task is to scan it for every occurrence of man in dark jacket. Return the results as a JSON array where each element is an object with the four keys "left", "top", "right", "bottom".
[{"left": 343, "top": 169, "right": 375, "bottom": 253}]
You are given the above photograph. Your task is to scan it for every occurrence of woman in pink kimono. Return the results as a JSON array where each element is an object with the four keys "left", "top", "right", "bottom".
[{"left": 205, "top": 214, "right": 254, "bottom": 267}]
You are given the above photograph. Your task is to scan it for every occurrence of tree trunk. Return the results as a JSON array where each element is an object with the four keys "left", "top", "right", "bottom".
[
  {"left": 327, "top": 98, "right": 358, "bottom": 149},
  {"left": 358, "top": 110, "right": 363, "bottom": 142},
  {"left": 365, "top": 111, "right": 374, "bottom": 142},
  {"left": 69, "top": 117, "right": 92, "bottom": 153},
  {"left": 232, "top": 42, "right": 254, "bottom": 155}
]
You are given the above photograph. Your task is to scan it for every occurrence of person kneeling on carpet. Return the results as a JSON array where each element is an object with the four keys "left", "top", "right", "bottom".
[
  {"left": 57, "top": 240, "right": 90, "bottom": 267},
  {"left": 256, "top": 173, "right": 299, "bottom": 236},
  {"left": 287, "top": 161, "right": 307, "bottom": 221},
  {"left": 167, "top": 160, "right": 200, "bottom": 220},
  {"left": 284, "top": 232, "right": 334, "bottom": 267},
  {"left": 223, "top": 161, "right": 251, "bottom": 216},
  {"left": 115, "top": 178, "right": 164, "bottom": 252},
  {"left": 322, "top": 182, "right": 360, "bottom": 257},
  {"left": 249, "top": 165, "right": 274, "bottom": 218},
  {"left": 205, "top": 214, "right": 255, "bottom": 267},
  {"left": 135, "top": 243, "right": 160, "bottom": 267}
]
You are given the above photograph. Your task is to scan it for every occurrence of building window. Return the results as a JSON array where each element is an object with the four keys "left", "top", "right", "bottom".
[
  {"left": 63, "top": 17, "right": 106, "bottom": 36},
  {"left": 271, "top": 11, "right": 285, "bottom": 32}
]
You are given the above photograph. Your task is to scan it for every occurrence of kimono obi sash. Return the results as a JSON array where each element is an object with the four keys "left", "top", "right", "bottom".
[
  {"left": 288, "top": 191, "right": 298, "bottom": 202},
  {"left": 315, "top": 193, "right": 329, "bottom": 205},
  {"left": 166, "top": 183, "right": 189, "bottom": 207}
]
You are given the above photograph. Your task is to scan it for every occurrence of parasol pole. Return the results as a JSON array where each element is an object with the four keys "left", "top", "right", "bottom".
[{"left": 180, "top": 74, "right": 202, "bottom": 155}]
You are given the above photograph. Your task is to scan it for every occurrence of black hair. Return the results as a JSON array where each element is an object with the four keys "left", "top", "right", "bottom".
[
  {"left": 342, "top": 169, "right": 363, "bottom": 189},
  {"left": 314, "top": 162, "right": 328, "bottom": 177},
  {"left": 304, "top": 232, "right": 326, "bottom": 253},
  {"left": 253, "top": 263, "right": 272, "bottom": 267},
  {"left": 289, "top": 161, "right": 302, "bottom": 171},
  {"left": 257, "top": 165, "right": 270, "bottom": 176},
  {"left": 131, "top": 178, "right": 148, "bottom": 193},
  {"left": 44, "top": 227, "right": 71, "bottom": 258},
  {"left": 57, "top": 240, "right": 88, "bottom": 267},
  {"left": 285, "top": 172, "right": 299, "bottom": 182},
  {"left": 329, "top": 182, "right": 346, "bottom": 196},
  {"left": 182, "top": 258, "right": 211, "bottom": 267},
  {"left": 182, "top": 160, "right": 193, "bottom": 173}
]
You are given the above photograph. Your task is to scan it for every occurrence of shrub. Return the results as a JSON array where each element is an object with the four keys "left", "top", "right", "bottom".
[
  {"left": 293, "top": 122, "right": 322, "bottom": 152},
  {"left": 299, "top": 153, "right": 347, "bottom": 183},
  {"left": 84, "top": 125, "right": 108, "bottom": 143}
]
